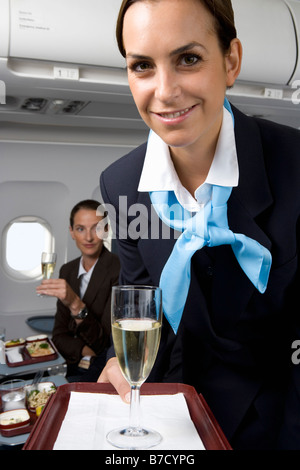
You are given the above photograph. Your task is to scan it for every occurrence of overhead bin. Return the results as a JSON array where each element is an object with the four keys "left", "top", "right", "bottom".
[
  {"left": 0, "top": 0, "right": 130, "bottom": 110},
  {"left": 4, "top": 0, "right": 125, "bottom": 68},
  {"left": 284, "top": 0, "right": 300, "bottom": 83},
  {"left": 0, "top": 0, "right": 297, "bottom": 85},
  {"left": 232, "top": 0, "right": 297, "bottom": 85},
  {"left": 0, "top": 0, "right": 299, "bottom": 129}
]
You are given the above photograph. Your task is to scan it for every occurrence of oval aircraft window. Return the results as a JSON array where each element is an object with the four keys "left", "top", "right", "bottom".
[{"left": 3, "top": 217, "right": 54, "bottom": 280}]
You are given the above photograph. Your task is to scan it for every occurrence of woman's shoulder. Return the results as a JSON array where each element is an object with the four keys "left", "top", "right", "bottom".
[
  {"left": 100, "top": 142, "right": 147, "bottom": 203},
  {"left": 101, "top": 142, "right": 147, "bottom": 182},
  {"left": 59, "top": 257, "right": 81, "bottom": 277},
  {"left": 254, "top": 115, "right": 300, "bottom": 175},
  {"left": 234, "top": 104, "right": 300, "bottom": 168},
  {"left": 255, "top": 115, "right": 300, "bottom": 144},
  {"left": 250, "top": 113, "right": 300, "bottom": 195},
  {"left": 100, "top": 246, "right": 120, "bottom": 267},
  {"left": 235, "top": 105, "right": 300, "bottom": 147}
]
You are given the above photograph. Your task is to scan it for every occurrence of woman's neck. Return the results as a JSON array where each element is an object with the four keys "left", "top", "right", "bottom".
[
  {"left": 170, "top": 135, "right": 218, "bottom": 196},
  {"left": 170, "top": 112, "right": 223, "bottom": 196},
  {"left": 81, "top": 249, "right": 102, "bottom": 272}
]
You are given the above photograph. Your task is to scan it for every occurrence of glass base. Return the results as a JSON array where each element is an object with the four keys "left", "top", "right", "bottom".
[{"left": 107, "top": 426, "right": 162, "bottom": 450}]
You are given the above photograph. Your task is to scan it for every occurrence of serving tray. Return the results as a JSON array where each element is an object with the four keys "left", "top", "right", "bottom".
[{"left": 23, "top": 382, "right": 232, "bottom": 450}]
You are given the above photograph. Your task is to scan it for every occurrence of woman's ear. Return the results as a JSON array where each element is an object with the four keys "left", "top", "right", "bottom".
[
  {"left": 69, "top": 225, "right": 75, "bottom": 240},
  {"left": 225, "top": 38, "right": 243, "bottom": 87}
]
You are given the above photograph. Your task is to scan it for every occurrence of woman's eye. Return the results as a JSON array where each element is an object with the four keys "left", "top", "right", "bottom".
[
  {"left": 129, "top": 62, "right": 151, "bottom": 73},
  {"left": 181, "top": 54, "right": 201, "bottom": 66}
]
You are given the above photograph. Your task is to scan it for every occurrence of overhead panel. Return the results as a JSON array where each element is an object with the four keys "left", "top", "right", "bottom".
[
  {"left": 8, "top": 0, "right": 125, "bottom": 68},
  {"left": 232, "top": 0, "right": 297, "bottom": 85},
  {"left": 0, "top": 0, "right": 9, "bottom": 57},
  {"left": 284, "top": 0, "right": 300, "bottom": 83},
  {"left": 0, "top": 0, "right": 299, "bottom": 128}
]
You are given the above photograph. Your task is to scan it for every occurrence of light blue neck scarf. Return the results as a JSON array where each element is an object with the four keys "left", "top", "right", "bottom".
[{"left": 149, "top": 99, "right": 272, "bottom": 334}]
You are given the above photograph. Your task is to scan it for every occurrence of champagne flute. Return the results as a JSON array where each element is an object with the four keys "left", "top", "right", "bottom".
[
  {"left": 106, "top": 285, "right": 162, "bottom": 450},
  {"left": 37, "top": 252, "right": 57, "bottom": 296},
  {"left": 41, "top": 252, "right": 57, "bottom": 279}
]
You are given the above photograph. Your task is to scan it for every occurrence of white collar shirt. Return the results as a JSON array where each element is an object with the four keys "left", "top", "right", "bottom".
[
  {"left": 138, "top": 106, "right": 239, "bottom": 212},
  {"left": 77, "top": 257, "right": 98, "bottom": 299}
]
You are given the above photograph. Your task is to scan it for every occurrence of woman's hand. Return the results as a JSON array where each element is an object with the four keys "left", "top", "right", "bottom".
[
  {"left": 36, "top": 279, "right": 84, "bottom": 316},
  {"left": 97, "top": 357, "right": 131, "bottom": 403}
]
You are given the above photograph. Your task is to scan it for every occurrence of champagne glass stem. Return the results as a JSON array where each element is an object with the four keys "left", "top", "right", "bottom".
[{"left": 129, "top": 385, "right": 141, "bottom": 431}]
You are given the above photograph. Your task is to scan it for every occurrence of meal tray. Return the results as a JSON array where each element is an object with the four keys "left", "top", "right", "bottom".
[
  {"left": 5, "top": 338, "right": 58, "bottom": 367},
  {"left": 22, "top": 382, "right": 232, "bottom": 450}
]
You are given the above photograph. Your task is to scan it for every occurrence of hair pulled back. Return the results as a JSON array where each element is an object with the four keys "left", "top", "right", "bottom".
[{"left": 116, "top": 0, "right": 237, "bottom": 57}]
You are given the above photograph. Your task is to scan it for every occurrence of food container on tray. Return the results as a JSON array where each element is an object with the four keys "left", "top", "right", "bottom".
[
  {"left": 5, "top": 338, "right": 26, "bottom": 348},
  {"left": 26, "top": 340, "right": 55, "bottom": 358},
  {"left": 0, "top": 408, "right": 30, "bottom": 431},
  {"left": 25, "top": 334, "right": 48, "bottom": 343},
  {"left": 25, "top": 382, "right": 57, "bottom": 412}
]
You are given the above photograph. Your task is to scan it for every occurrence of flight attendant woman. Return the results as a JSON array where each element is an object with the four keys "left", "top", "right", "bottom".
[{"left": 98, "top": 0, "right": 300, "bottom": 449}]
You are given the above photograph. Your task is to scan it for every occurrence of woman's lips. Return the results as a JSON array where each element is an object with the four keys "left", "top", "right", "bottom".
[
  {"left": 159, "top": 106, "right": 194, "bottom": 119},
  {"left": 153, "top": 105, "right": 196, "bottom": 123}
]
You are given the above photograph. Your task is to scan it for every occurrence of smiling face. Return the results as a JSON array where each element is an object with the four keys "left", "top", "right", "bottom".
[{"left": 123, "top": 0, "right": 241, "bottom": 157}]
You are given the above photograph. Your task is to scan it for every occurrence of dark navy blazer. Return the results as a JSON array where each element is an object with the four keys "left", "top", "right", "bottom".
[{"left": 100, "top": 105, "right": 300, "bottom": 449}]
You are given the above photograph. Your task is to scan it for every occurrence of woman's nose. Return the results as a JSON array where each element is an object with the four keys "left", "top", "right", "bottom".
[
  {"left": 154, "top": 68, "right": 181, "bottom": 103},
  {"left": 86, "top": 229, "right": 94, "bottom": 241}
]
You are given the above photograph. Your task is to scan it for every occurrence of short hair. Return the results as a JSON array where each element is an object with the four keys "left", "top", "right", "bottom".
[{"left": 69, "top": 199, "right": 107, "bottom": 228}]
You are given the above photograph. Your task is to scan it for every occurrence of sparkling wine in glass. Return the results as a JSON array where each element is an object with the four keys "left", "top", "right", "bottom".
[
  {"left": 106, "top": 285, "right": 162, "bottom": 450},
  {"left": 37, "top": 252, "right": 57, "bottom": 297},
  {"left": 41, "top": 252, "right": 57, "bottom": 279}
]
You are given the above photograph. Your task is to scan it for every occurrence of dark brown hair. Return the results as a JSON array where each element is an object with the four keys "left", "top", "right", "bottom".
[
  {"left": 69, "top": 199, "right": 107, "bottom": 228},
  {"left": 116, "top": 0, "right": 237, "bottom": 57}
]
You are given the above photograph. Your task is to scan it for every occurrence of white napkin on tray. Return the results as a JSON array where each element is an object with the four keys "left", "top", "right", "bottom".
[
  {"left": 53, "top": 392, "right": 205, "bottom": 450},
  {"left": 5, "top": 346, "right": 23, "bottom": 363}
]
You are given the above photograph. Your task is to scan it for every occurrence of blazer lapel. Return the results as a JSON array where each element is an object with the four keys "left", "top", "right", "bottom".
[
  {"left": 82, "top": 248, "right": 109, "bottom": 306},
  {"left": 231, "top": 105, "right": 273, "bottom": 227},
  {"left": 68, "top": 259, "right": 81, "bottom": 297},
  {"left": 137, "top": 191, "right": 177, "bottom": 286},
  {"left": 209, "top": 107, "right": 274, "bottom": 330}
]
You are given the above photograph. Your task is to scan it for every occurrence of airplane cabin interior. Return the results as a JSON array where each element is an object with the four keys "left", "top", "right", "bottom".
[{"left": 0, "top": 0, "right": 299, "bottom": 451}]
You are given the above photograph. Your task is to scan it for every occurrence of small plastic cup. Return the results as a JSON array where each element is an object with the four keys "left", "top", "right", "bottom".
[{"left": 0, "top": 379, "right": 26, "bottom": 411}]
